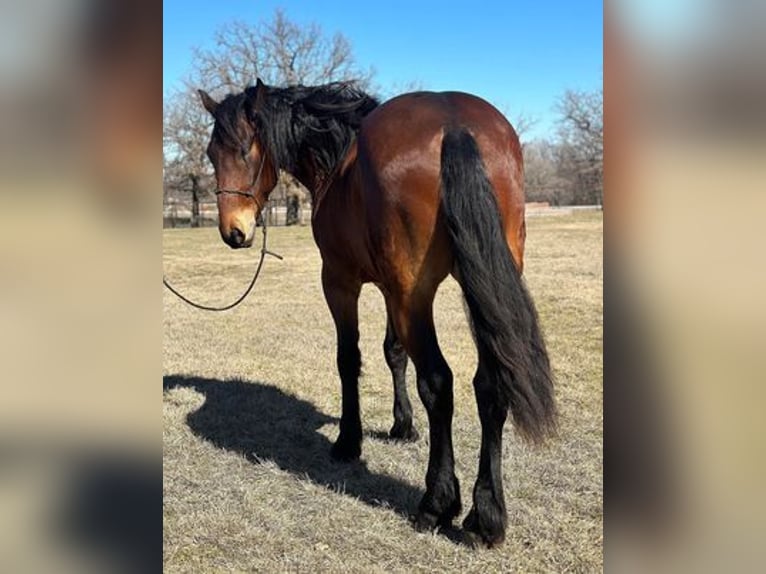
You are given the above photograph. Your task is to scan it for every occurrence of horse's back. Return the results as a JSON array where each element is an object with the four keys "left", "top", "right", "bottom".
[{"left": 362, "top": 91, "right": 522, "bottom": 167}]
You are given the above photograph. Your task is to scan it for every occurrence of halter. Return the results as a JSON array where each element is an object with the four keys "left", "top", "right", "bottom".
[
  {"left": 214, "top": 144, "right": 269, "bottom": 209},
  {"left": 162, "top": 146, "right": 283, "bottom": 312}
]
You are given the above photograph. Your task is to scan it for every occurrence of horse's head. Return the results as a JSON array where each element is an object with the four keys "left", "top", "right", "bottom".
[{"left": 198, "top": 79, "right": 278, "bottom": 249}]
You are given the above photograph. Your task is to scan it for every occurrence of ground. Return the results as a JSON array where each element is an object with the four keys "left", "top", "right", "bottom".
[{"left": 163, "top": 211, "right": 602, "bottom": 572}]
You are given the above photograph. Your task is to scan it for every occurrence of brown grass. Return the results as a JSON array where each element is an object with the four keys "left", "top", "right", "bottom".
[{"left": 163, "top": 211, "right": 602, "bottom": 572}]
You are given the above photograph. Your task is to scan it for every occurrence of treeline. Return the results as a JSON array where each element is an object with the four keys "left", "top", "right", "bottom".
[{"left": 524, "top": 89, "right": 603, "bottom": 206}]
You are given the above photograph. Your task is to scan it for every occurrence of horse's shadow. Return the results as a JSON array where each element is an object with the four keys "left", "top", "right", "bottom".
[{"left": 163, "top": 374, "right": 445, "bottom": 533}]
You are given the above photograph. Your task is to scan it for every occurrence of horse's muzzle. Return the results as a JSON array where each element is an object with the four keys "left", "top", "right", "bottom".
[{"left": 224, "top": 227, "right": 252, "bottom": 249}]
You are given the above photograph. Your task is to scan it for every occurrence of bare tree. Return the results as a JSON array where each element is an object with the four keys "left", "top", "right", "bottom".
[
  {"left": 511, "top": 111, "right": 539, "bottom": 144},
  {"left": 524, "top": 139, "right": 572, "bottom": 205},
  {"left": 522, "top": 89, "right": 603, "bottom": 207},
  {"left": 164, "top": 88, "right": 215, "bottom": 226},
  {"left": 190, "top": 8, "right": 374, "bottom": 97},
  {"left": 555, "top": 89, "right": 603, "bottom": 205}
]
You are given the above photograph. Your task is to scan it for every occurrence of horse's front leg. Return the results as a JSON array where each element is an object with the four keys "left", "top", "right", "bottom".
[{"left": 322, "top": 266, "right": 363, "bottom": 461}]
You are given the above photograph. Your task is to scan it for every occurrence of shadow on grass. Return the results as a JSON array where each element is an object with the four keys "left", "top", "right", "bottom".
[{"left": 163, "top": 375, "right": 447, "bottom": 532}]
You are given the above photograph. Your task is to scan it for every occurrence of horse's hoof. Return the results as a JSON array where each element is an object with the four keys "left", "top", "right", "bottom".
[
  {"left": 330, "top": 439, "right": 361, "bottom": 462},
  {"left": 389, "top": 423, "right": 419, "bottom": 442},
  {"left": 462, "top": 509, "right": 506, "bottom": 548},
  {"left": 414, "top": 489, "right": 461, "bottom": 533},
  {"left": 413, "top": 510, "right": 439, "bottom": 532}
]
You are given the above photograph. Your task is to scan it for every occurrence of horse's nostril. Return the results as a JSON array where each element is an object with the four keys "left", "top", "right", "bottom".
[{"left": 229, "top": 228, "right": 245, "bottom": 246}]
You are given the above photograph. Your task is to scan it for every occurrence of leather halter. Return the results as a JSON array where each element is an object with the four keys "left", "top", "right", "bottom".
[{"left": 214, "top": 145, "right": 269, "bottom": 212}]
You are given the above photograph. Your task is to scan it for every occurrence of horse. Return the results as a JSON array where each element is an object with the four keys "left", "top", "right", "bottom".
[{"left": 198, "top": 79, "right": 556, "bottom": 546}]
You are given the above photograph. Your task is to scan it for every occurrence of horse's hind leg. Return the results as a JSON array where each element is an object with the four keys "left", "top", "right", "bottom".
[
  {"left": 390, "top": 297, "right": 461, "bottom": 530},
  {"left": 463, "top": 361, "right": 509, "bottom": 547},
  {"left": 322, "top": 266, "right": 363, "bottom": 461},
  {"left": 383, "top": 312, "right": 418, "bottom": 442}
]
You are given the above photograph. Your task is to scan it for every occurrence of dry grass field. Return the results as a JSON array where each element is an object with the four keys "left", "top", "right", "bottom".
[{"left": 163, "top": 211, "right": 602, "bottom": 572}]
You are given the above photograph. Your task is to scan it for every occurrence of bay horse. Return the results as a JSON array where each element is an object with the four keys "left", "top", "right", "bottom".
[{"left": 198, "top": 79, "right": 556, "bottom": 546}]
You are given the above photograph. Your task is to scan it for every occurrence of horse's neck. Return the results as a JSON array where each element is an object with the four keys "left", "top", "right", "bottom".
[
  {"left": 289, "top": 163, "right": 323, "bottom": 203},
  {"left": 309, "top": 151, "right": 359, "bottom": 220}
]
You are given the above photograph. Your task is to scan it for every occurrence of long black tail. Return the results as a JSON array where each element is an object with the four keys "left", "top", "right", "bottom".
[{"left": 440, "top": 127, "right": 556, "bottom": 443}]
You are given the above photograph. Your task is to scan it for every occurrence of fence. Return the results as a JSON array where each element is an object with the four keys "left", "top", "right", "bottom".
[
  {"left": 163, "top": 198, "right": 601, "bottom": 228},
  {"left": 163, "top": 196, "right": 311, "bottom": 228}
]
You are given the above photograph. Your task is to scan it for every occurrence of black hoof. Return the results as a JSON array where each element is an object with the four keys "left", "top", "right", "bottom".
[
  {"left": 330, "top": 437, "right": 361, "bottom": 462},
  {"left": 389, "top": 422, "right": 419, "bottom": 442},
  {"left": 414, "top": 476, "right": 461, "bottom": 532},
  {"left": 440, "top": 495, "right": 462, "bottom": 527},
  {"left": 462, "top": 508, "right": 506, "bottom": 548},
  {"left": 413, "top": 498, "right": 461, "bottom": 532},
  {"left": 413, "top": 509, "right": 439, "bottom": 532}
]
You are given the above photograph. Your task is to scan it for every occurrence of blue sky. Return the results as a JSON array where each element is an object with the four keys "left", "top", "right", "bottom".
[{"left": 164, "top": 1, "right": 602, "bottom": 140}]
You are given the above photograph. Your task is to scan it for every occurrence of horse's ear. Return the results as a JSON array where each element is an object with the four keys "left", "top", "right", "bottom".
[
  {"left": 246, "top": 78, "right": 268, "bottom": 115},
  {"left": 198, "top": 89, "right": 218, "bottom": 115}
]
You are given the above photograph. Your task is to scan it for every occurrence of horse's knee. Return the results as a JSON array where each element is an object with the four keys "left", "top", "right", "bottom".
[{"left": 337, "top": 340, "right": 361, "bottom": 381}]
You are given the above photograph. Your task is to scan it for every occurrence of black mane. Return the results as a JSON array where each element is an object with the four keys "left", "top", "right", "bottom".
[{"left": 213, "top": 82, "right": 380, "bottom": 182}]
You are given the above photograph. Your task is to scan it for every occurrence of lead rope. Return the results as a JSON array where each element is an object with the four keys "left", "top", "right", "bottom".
[
  {"left": 162, "top": 131, "right": 349, "bottom": 311},
  {"left": 162, "top": 212, "right": 283, "bottom": 312}
]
